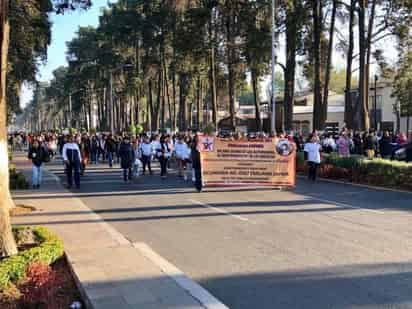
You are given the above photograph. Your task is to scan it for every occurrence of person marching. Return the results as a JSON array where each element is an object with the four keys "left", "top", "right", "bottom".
[
  {"left": 139, "top": 135, "right": 153, "bottom": 175},
  {"left": 304, "top": 133, "right": 322, "bottom": 182},
  {"left": 28, "top": 139, "right": 48, "bottom": 189},
  {"left": 174, "top": 135, "right": 190, "bottom": 180},
  {"left": 190, "top": 135, "right": 202, "bottom": 192},
  {"left": 62, "top": 135, "right": 82, "bottom": 189},
  {"left": 156, "top": 135, "right": 172, "bottom": 179},
  {"left": 118, "top": 136, "right": 135, "bottom": 183}
]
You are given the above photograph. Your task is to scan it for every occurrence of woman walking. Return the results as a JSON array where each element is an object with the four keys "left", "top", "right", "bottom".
[{"left": 28, "top": 139, "right": 47, "bottom": 189}]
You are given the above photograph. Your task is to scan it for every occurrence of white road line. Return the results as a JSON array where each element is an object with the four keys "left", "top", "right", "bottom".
[
  {"left": 133, "top": 242, "right": 229, "bottom": 309},
  {"left": 312, "top": 196, "right": 385, "bottom": 214},
  {"left": 189, "top": 199, "right": 250, "bottom": 222}
]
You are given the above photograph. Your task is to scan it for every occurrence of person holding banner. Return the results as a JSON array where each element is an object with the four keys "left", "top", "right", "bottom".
[
  {"left": 304, "top": 133, "right": 322, "bottom": 182},
  {"left": 190, "top": 135, "right": 202, "bottom": 192}
]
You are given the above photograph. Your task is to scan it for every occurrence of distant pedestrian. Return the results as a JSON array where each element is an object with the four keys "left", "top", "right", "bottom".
[
  {"left": 304, "top": 133, "right": 322, "bottom": 182},
  {"left": 190, "top": 135, "right": 202, "bottom": 192},
  {"left": 156, "top": 135, "right": 172, "bottom": 179},
  {"left": 139, "top": 135, "right": 153, "bottom": 175},
  {"left": 118, "top": 136, "right": 135, "bottom": 182},
  {"left": 337, "top": 132, "right": 350, "bottom": 157},
  {"left": 28, "top": 139, "right": 47, "bottom": 189},
  {"left": 105, "top": 135, "right": 117, "bottom": 168},
  {"left": 63, "top": 135, "right": 82, "bottom": 189}
]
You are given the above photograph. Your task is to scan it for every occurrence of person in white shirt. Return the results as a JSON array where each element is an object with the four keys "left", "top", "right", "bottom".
[
  {"left": 139, "top": 135, "right": 153, "bottom": 175},
  {"left": 304, "top": 133, "right": 322, "bottom": 181},
  {"left": 62, "top": 135, "right": 82, "bottom": 189},
  {"left": 174, "top": 135, "right": 190, "bottom": 179},
  {"left": 151, "top": 135, "right": 161, "bottom": 159}
]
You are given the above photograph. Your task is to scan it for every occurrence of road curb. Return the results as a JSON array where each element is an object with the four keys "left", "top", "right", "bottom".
[
  {"left": 297, "top": 174, "right": 412, "bottom": 195},
  {"left": 133, "top": 242, "right": 229, "bottom": 309}
]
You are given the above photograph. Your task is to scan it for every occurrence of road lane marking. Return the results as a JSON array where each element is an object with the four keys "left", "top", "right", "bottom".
[
  {"left": 133, "top": 242, "right": 229, "bottom": 309},
  {"left": 312, "top": 196, "right": 385, "bottom": 214},
  {"left": 189, "top": 199, "right": 250, "bottom": 222}
]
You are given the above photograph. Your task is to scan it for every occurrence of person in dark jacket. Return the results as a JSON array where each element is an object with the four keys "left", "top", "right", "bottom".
[
  {"left": 105, "top": 135, "right": 117, "bottom": 167},
  {"left": 406, "top": 142, "right": 412, "bottom": 163},
  {"left": 190, "top": 135, "right": 202, "bottom": 192},
  {"left": 379, "top": 131, "right": 392, "bottom": 159},
  {"left": 156, "top": 135, "right": 172, "bottom": 179},
  {"left": 90, "top": 135, "right": 99, "bottom": 164},
  {"left": 365, "top": 131, "right": 378, "bottom": 158},
  {"left": 118, "top": 136, "right": 135, "bottom": 182},
  {"left": 28, "top": 139, "right": 47, "bottom": 189},
  {"left": 353, "top": 132, "right": 363, "bottom": 155}
]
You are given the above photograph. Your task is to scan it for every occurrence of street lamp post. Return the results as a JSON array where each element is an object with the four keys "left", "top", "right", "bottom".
[
  {"left": 374, "top": 75, "right": 378, "bottom": 130},
  {"left": 271, "top": 0, "right": 276, "bottom": 134}
]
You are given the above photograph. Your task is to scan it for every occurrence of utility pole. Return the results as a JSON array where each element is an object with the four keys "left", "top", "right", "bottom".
[{"left": 271, "top": 0, "right": 276, "bottom": 134}]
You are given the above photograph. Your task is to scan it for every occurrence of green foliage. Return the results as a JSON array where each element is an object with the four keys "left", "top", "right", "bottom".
[
  {"left": 392, "top": 50, "right": 412, "bottom": 117},
  {"left": 9, "top": 166, "right": 29, "bottom": 190},
  {"left": 322, "top": 154, "right": 412, "bottom": 189},
  {"left": 323, "top": 153, "right": 363, "bottom": 169},
  {"left": 0, "top": 227, "right": 64, "bottom": 291}
]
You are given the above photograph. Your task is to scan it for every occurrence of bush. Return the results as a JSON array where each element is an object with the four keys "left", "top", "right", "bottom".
[
  {"left": 0, "top": 227, "right": 64, "bottom": 291},
  {"left": 300, "top": 153, "right": 412, "bottom": 190},
  {"left": 9, "top": 166, "right": 29, "bottom": 190}
]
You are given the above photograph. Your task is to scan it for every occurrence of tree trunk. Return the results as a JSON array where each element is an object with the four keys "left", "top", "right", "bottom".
[
  {"left": 179, "top": 74, "right": 188, "bottom": 131},
  {"left": 149, "top": 79, "right": 154, "bottom": 131},
  {"left": 226, "top": 13, "right": 236, "bottom": 130},
  {"left": 251, "top": 70, "right": 262, "bottom": 132},
  {"left": 312, "top": 0, "right": 323, "bottom": 131},
  {"left": 163, "top": 60, "right": 171, "bottom": 130},
  {"left": 322, "top": 0, "right": 337, "bottom": 126},
  {"left": 358, "top": 0, "right": 370, "bottom": 131},
  {"left": 283, "top": 3, "right": 298, "bottom": 132},
  {"left": 196, "top": 76, "right": 201, "bottom": 130},
  {"left": 0, "top": 0, "right": 18, "bottom": 256},
  {"left": 344, "top": 0, "right": 356, "bottom": 129},
  {"left": 365, "top": 0, "right": 377, "bottom": 128},
  {"left": 172, "top": 69, "right": 177, "bottom": 131},
  {"left": 209, "top": 13, "right": 218, "bottom": 131}
]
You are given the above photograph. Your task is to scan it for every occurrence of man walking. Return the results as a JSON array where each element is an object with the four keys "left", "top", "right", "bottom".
[{"left": 63, "top": 135, "right": 82, "bottom": 189}]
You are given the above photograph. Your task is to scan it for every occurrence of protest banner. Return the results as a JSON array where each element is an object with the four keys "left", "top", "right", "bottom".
[{"left": 199, "top": 137, "right": 296, "bottom": 188}]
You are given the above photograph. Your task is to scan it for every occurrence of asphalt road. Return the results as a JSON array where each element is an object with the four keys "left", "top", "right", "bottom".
[{"left": 47, "top": 158, "right": 412, "bottom": 309}]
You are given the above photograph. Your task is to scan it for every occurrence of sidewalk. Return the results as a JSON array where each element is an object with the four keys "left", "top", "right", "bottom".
[{"left": 11, "top": 153, "right": 228, "bottom": 309}]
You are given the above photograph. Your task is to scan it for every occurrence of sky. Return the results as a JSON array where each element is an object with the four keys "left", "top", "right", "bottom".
[{"left": 21, "top": 0, "right": 114, "bottom": 107}]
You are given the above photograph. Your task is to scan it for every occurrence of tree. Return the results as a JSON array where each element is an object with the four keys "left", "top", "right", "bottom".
[{"left": 0, "top": 0, "right": 91, "bottom": 257}]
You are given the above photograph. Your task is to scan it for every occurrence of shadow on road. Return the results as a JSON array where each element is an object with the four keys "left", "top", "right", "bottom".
[{"left": 199, "top": 262, "right": 412, "bottom": 309}]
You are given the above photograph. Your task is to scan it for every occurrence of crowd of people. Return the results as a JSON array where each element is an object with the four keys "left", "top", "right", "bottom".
[
  {"left": 302, "top": 129, "right": 412, "bottom": 181},
  {"left": 8, "top": 127, "right": 412, "bottom": 189},
  {"left": 11, "top": 131, "right": 203, "bottom": 192}
]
